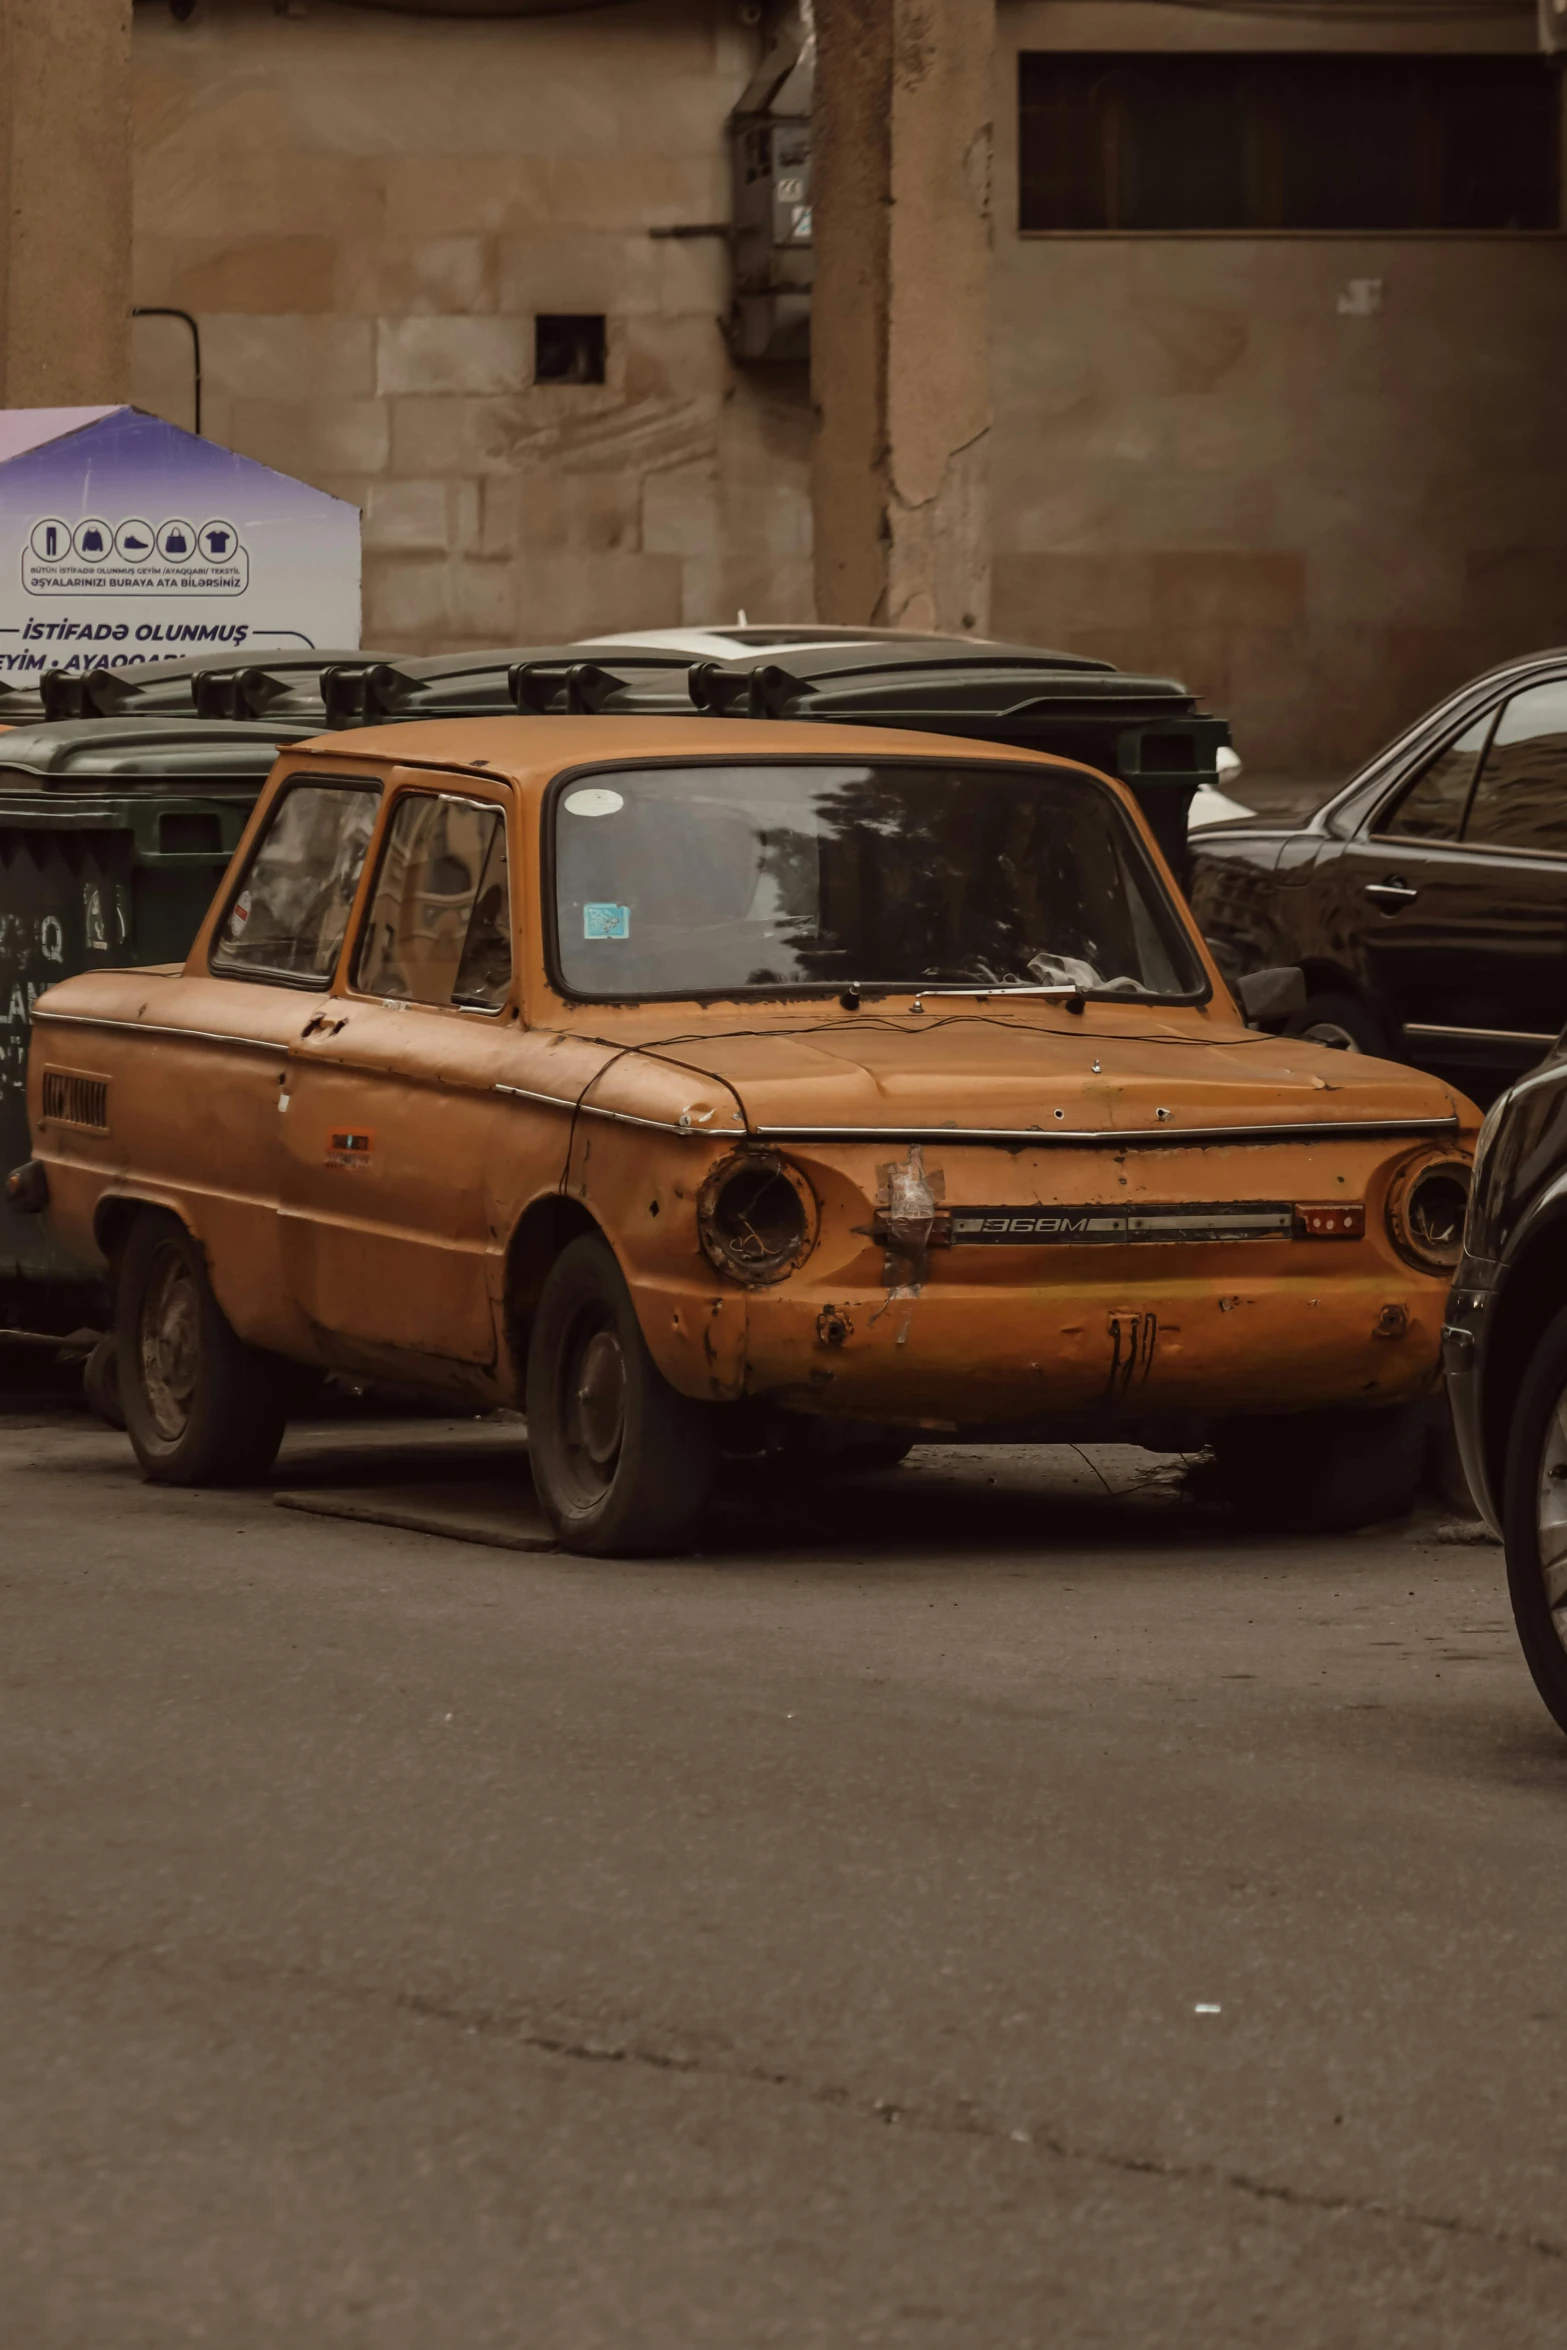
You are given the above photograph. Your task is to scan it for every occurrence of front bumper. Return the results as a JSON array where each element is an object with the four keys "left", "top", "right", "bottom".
[
  {"left": 1442, "top": 1256, "right": 1502, "bottom": 1533},
  {"left": 648, "top": 1258, "right": 1452, "bottom": 1429}
]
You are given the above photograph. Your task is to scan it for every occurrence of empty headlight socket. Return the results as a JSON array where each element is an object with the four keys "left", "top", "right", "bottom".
[
  {"left": 697, "top": 1149, "right": 819, "bottom": 1285},
  {"left": 1384, "top": 1152, "right": 1472, "bottom": 1274}
]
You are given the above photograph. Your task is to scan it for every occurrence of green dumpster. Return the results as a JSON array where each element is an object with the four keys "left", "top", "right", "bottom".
[{"left": 0, "top": 718, "right": 307, "bottom": 1329}]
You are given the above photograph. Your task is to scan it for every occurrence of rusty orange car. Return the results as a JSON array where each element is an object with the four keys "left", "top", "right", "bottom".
[{"left": 14, "top": 715, "right": 1477, "bottom": 1551}]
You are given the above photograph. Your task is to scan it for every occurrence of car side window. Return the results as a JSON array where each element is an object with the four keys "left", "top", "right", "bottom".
[
  {"left": 1377, "top": 713, "right": 1492, "bottom": 842},
  {"left": 354, "top": 792, "right": 513, "bottom": 1012},
  {"left": 211, "top": 780, "right": 381, "bottom": 986},
  {"left": 1463, "top": 679, "right": 1567, "bottom": 856}
]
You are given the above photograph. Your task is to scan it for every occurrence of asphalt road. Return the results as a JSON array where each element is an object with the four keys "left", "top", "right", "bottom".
[{"left": 4, "top": 1398, "right": 1566, "bottom": 2349}]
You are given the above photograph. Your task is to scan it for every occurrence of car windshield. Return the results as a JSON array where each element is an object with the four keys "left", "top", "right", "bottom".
[{"left": 552, "top": 761, "right": 1205, "bottom": 1001}]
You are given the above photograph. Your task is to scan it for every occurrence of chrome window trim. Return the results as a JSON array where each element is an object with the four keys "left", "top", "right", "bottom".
[
  {"left": 1404, "top": 1021, "right": 1557, "bottom": 1048},
  {"left": 29, "top": 1008, "right": 288, "bottom": 1056}
]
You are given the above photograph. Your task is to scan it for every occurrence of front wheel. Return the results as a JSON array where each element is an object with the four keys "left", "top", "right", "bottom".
[
  {"left": 525, "top": 1235, "right": 719, "bottom": 1555},
  {"left": 1501, "top": 1303, "right": 1567, "bottom": 1739},
  {"left": 116, "top": 1209, "right": 289, "bottom": 1484},
  {"left": 1211, "top": 1400, "right": 1425, "bottom": 1532}
]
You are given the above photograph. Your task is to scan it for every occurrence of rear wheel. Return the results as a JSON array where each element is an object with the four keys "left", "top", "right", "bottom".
[
  {"left": 1212, "top": 1400, "right": 1425, "bottom": 1532},
  {"left": 1501, "top": 1303, "right": 1567, "bottom": 1738},
  {"left": 1287, "top": 991, "right": 1386, "bottom": 1056},
  {"left": 525, "top": 1234, "right": 718, "bottom": 1555},
  {"left": 116, "top": 1210, "right": 289, "bottom": 1484}
]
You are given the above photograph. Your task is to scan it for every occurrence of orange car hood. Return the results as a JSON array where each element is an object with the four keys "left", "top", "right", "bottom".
[{"left": 626, "top": 1012, "right": 1457, "bottom": 1136}]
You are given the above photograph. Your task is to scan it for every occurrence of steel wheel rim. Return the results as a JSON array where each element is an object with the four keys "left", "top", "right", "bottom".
[
  {"left": 560, "top": 1311, "right": 626, "bottom": 1498},
  {"left": 1537, "top": 1382, "right": 1567, "bottom": 1655},
  {"left": 1300, "top": 1020, "right": 1362, "bottom": 1052},
  {"left": 140, "top": 1245, "right": 201, "bottom": 1443}
]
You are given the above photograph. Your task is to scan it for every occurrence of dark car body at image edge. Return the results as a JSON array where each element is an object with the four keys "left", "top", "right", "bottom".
[{"left": 1190, "top": 648, "right": 1567, "bottom": 1105}]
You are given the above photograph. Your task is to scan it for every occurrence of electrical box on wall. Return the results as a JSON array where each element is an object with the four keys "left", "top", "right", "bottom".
[{"left": 726, "top": 9, "right": 814, "bottom": 365}]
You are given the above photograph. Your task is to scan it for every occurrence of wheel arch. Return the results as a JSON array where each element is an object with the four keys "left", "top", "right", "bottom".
[
  {"left": 93, "top": 1189, "right": 197, "bottom": 1271},
  {"left": 502, "top": 1193, "right": 605, "bottom": 1385},
  {"left": 1297, "top": 956, "right": 1374, "bottom": 1007}
]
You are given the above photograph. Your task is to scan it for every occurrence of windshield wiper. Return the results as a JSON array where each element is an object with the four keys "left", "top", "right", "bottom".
[{"left": 909, "top": 982, "right": 1088, "bottom": 1006}]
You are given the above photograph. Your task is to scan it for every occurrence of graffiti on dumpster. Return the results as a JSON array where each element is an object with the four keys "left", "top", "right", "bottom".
[{"left": 0, "top": 891, "right": 126, "bottom": 1106}]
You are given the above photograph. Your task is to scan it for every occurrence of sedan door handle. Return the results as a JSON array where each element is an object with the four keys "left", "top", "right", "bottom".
[{"left": 1364, "top": 879, "right": 1420, "bottom": 907}]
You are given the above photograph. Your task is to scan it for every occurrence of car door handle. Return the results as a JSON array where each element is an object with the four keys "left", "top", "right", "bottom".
[{"left": 1364, "top": 879, "right": 1420, "bottom": 907}]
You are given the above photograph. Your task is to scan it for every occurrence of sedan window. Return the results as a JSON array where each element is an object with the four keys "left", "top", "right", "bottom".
[
  {"left": 1378, "top": 712, "right": 1492, "bottom": 842},
  {"left": 212, "top": 781, "right": 381, "bottom": 987},
  {"left": 1465, "top": 679, "right": 1567, "bottom": 855},
  {"left": 355, "top": 792, "right": 512, "bottom": 1011}
]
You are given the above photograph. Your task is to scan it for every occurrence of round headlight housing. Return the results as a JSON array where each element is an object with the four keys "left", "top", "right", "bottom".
[
  {"left": 1386, "top": 1154, "right": 1471, "bottom": 1273},
  {"left": 698, "top": 1151, "right": 817, "bottom": 1285}
]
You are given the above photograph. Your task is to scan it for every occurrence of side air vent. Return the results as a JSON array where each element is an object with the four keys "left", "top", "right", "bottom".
[{"left": 41, "top": 1069, "right": 109, "bottom": 1130}]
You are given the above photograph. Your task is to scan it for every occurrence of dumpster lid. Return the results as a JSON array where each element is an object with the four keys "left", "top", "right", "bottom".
[
  {"left": 346, "top": 643, "right": 706, "bottom": 725},
  {"left": 0, "top": 717, "right": 313, "bottom": 789},
  {"left": 0, "top": 649, "right": 397, "bottom": 728},
  {"left": 346, "top": 633, "right": 1123, "bottom": 726},
  {"left": 684, "top": 646, "right": 1198, "bottom": 722}
]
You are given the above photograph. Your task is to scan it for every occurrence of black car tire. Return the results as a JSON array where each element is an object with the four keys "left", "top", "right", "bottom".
[
  {"left": 1501, "top": 1303, "right": 1567, "bottom": 1738},
  {"left": 117, "top": 1209, "right": 290, "bottom": 1485},
  {"left": 526, "top": 1233, "right": 719, "bottom": 1555},
  {"left": 82, "top": 1330, "right": 125, "bottom": 1430},
  {"left": 1287, "top": 991, "right": 1387, "bottom": 1056},
  {"left": 1211, "top": 1399, "right": 1425, "bottom": 1532}
]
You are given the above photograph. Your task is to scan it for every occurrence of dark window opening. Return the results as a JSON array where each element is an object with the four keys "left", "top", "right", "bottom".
[
  {"left": 1019, "top": 53, "right": 1561, "bottom": 233},
  {"left": 535, "top": 314, "right": 607, "bottom": 385}
]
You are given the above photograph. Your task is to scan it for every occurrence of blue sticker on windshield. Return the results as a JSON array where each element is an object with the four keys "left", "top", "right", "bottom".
[{"left": 583, "top": 902, "right": 631, "bottom": 941}]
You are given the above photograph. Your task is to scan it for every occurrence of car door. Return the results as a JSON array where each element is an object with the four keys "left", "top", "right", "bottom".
[
  {"left": 276, "top": 772, "right": 520, "bottom": 1377},
  {"left": 1331, "top": 684, "right": 1567, "bottom": 1085},
  {"left": 164, "top": 769, "right": 383, "bottom": 1356}
]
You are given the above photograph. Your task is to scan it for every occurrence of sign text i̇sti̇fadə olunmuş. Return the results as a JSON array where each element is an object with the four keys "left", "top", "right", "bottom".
[{"left": 0, "top": 406, "right": 359, "bottom": 680}]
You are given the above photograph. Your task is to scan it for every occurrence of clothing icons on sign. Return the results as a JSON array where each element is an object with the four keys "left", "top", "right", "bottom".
[
  {"left": 72, "top": 519, "right": 112, "bottom": 562},
  {"left": 156, "top": 519, "right": 197, "bottom": 563},
  {"left": 114, "top": 518, "right": 156, "bottom": 564},
  {"left": 195, "top": 520, "right": 238, "bottom": 565},
  {"left": 29, "top": 519, "right": 69, "bottom": 563}
]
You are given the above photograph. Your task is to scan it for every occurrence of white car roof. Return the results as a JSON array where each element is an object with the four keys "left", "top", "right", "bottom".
[{"left": 583, "top": 624, "right": 1008, "bottom": 660}]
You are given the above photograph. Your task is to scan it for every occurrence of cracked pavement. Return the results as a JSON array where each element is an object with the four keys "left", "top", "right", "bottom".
[{"left": 4, "top": 1403, "right": 1567, "bottom": 2347}]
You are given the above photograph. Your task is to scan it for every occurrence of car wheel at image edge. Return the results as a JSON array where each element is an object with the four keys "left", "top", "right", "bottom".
[
  {"left": 525, "top": 1233, "right": 719, "bottom": 1556},
  {"left": 116, "top": 1208, "right": 289, "bottom": 1485},
  {"left": 1501, "top": 1301, "right": 1567, "bottom": 1738},
  {"left": 1211, "top": 1399, "right": 1426, "bottom": 1532}
]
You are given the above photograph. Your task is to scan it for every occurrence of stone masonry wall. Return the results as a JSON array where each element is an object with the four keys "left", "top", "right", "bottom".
[
  {"left": 993, "top": 1, "right": 1567, "bottom": 775},
  {"left": 130, "top": 0, "right": 814, "bottom": 654},
  {"left": 131, "top": 0, "right": 1567, "bottom": 776}
]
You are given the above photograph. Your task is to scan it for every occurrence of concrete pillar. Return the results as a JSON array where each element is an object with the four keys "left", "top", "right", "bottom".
[
  {"left": 0, "top": 0, "right": 133, "bottom": 407},
  {"left": 810, "top": 0, "right": 995, "bottom": 635}
]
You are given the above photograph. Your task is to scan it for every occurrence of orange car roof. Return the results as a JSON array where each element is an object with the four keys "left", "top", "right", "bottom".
[{"left": 283, "top": 713, "right": 1089, "bottom": 784}]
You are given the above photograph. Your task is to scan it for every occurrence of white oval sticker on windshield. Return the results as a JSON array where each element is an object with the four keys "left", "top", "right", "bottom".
[{"left": 563, "top": 787, "right": 625, "bottom": 819}]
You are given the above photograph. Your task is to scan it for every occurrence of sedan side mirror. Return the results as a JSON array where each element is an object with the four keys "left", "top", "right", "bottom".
[{"left": 1235, "top": 965, "right": 1307, "bottom": 1030}]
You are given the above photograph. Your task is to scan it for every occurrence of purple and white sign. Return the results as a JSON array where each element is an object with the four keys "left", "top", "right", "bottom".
[{"left": 0, "top": 406, "right": 359, "bottom": 683}]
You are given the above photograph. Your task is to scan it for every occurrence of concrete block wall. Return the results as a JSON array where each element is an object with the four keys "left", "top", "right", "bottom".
[{"left": 130, "top": 0, "right": 815, "bottom": 654}]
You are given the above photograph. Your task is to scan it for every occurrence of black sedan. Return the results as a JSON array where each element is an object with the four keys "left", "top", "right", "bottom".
[{"left": 1190, "top": 648, "right": 1567, "bottom": 1103}]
